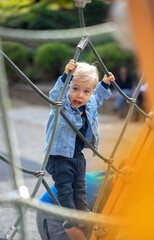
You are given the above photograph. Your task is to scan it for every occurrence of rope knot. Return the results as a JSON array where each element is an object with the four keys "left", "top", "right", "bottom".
[
  {"left": 127, "top": 97, "right": 136, "bottom": 104},
  {"left": 93, "top": 224, "right": 109, "bottom": 237},
  {"left": 5, "top": 226, "right": 17, "bottom": 240},
  {"left": 77, "top": 36, "right": 89, "bottom": 51},
  {"left": 119, "top": 165, "right": 135, "bottom": 183},
  {"left": 74, "top": 0, "right": 92, "bottom": 8},
  {"left": 105, "top": 158, "right": 113, "bottom": 164},
  {"left": 53, "top": 101, "right": 62, "bottom": 107},
  {"left": 35, "top": 171, "right": 45, "bottom": 178}
]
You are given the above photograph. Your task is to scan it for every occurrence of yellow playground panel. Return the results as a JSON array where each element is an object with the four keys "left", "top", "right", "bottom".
[{"left": 91, "top": 0, "right": 154, "bottom": 239}]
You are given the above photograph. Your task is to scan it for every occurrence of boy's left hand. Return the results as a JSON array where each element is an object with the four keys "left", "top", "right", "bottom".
[
  {"left": 65, "top": 59, "right": 77, "bottom": 75},
  {"left": 103, "top": 72, "right": 115, "bottom": 85}
]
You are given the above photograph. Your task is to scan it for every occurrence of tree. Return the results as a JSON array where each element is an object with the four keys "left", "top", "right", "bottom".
[{"left": 0, "top": 0, "right": 75, "bottom": 12}]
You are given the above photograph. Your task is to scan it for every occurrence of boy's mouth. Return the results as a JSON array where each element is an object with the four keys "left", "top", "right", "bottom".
[
  {"left": 73, "top": 100, "right": 82, "bottom": 106},
  {"left": 74, "top": 100, "right": 81, "bottom": 104}
]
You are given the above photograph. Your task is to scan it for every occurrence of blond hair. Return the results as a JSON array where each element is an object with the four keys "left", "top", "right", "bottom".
[{"left": 73, "top": 62, "right": 99, "bottom": 88}]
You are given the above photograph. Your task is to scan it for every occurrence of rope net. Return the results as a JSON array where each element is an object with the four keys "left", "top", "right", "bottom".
[{"left": 0, "top": 1, "right": 152, "bottom": 240}]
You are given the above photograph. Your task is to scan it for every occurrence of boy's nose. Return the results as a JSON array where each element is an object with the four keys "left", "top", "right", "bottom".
[{"left": 78, "top": 91, "right": 84, "bottom": 97}]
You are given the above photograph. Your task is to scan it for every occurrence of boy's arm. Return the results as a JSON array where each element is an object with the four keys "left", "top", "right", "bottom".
[
  {"left": 94, "top": 72, "right": 115, "bottom": 108},
  {"left": 100, "top": 72, "right": 115, "bottom": 91},
  {"left": 65, "top": 59, "right": 77, "bottom": 75},
  {"left": 48, "top": 59, "right": 77, "bottom": 104},
  {"left": 58, "top": 57, "right": 77, "bottom": 84},
  {"left": 102, "top": 72, "right": 115, "bottom": 85}
]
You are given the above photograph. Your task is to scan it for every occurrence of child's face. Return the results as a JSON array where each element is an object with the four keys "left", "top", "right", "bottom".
[{"left": 68, "top": 80, "right": 95, "bottom": 108}]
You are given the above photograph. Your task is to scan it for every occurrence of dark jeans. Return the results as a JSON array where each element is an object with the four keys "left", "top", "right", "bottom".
[{"left": 46, "top": 152, "right": 89, "bottom": 211}]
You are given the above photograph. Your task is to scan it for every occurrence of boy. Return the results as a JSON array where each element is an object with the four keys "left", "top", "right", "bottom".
[{"left": 45, "top": 59, "right": 115, "bottom": 226}]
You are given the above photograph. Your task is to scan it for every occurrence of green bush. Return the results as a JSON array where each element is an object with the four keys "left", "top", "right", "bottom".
[
  {"left": 85, "top": 42, "right": 135, "bottom": 77},
  {"left": 0, "top": 1, "right": 109, "bottom": 30},
  {"left": 33, "top": 42, "right": 74, "bottom": 82},
  {"left": 2, "top": 41, "right": 29, "bottom": 83},
  {"left": 0, "top": 2, "right": 79, "bottom": 30},
  {"left": 84, "top": 0, "right": 109, "bottom": 26},
  {"left": 26, "top": 8, "right": 79, "bottom": 30},
  {"left": 2, "top": 8, "right": 78, "bottom": 30}
]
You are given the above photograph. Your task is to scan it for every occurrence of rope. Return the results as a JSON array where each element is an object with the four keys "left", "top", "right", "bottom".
[
  {"left": 0, "top": 153, "right": 39, "bottom": 176},
  {"left": 0, "top": 22, "right": 117, "bottom": 44},
  {"left": 10, "top": 197, "right": 129, "bottom": 227},
  {"left": 42, "top": 179, "right": 60, "bottom": 206}
]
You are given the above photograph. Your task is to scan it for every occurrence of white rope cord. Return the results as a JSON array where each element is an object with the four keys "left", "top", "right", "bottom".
[
  {"left": 0, "top": 22, "right": 117, "bottom": 43},
  {"left": 0, "top": 196, "right": 130, "bottom": 228}
]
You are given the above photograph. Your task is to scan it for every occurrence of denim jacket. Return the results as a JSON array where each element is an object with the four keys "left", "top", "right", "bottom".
[{"left": 45, "top": 75, "right": 111, "bottom": 158}]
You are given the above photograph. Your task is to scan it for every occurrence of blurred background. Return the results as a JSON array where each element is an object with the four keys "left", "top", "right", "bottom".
[
  {"left": 0, "top": 0, "right": 146, "bottom": 118},
  {"left": 0, "top": 0, "right": 136, "bottom": 84}
]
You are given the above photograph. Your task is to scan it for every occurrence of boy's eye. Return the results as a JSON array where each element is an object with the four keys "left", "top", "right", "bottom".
[
  {"left": 84, "top": 90, "right": 90, "bottom": 94},
  {"left": 73, "top": 87, "right": 79, "bottom": 91}
]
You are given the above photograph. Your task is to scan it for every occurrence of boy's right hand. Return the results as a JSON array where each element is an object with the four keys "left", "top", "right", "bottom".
[{"left": 65, "top": 59, "right": 77, "bottom": 75}]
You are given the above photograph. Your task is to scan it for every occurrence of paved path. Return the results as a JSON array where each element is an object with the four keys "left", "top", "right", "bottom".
[{"left": 0, "top": 102, "right": 144, "bottom": 239}]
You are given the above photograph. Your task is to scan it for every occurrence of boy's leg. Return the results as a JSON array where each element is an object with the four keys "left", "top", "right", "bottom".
[
  {"left": 46, "top": 154, "right": 89, "bottom": 237},
  {"left": 72, "top": 152, "right": 90, "bottom": 237},
  {"left": 54, "top": 155, "right": 90, "bottom": 237},
  {"left": 54, "top": 155, "right": 77, "bottom": 209},
  {"left": 73, "top": 152, "right": 89, "bottom": 211}
]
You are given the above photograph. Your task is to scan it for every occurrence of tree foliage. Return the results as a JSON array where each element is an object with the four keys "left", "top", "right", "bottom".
[
  {"left": 0, "top": 0, "right": 75, "bottom": 13},
  {"left": 33, "top": 42, "right": 74, "bottom": 81},
  {"left": 0, "top": 0, "right": 109, "bottom": 29},
  {"left": 2, "top": 41, "right": 29, "bottom": 82}
]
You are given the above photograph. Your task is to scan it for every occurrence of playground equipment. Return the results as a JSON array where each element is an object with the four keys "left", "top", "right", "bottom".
[{"left": 0, "top": 0, "right": 154, "bottom": 239}]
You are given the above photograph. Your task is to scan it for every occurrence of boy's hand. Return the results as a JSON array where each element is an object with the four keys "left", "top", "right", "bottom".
[
  {"left": 65, "top": 59, "right": 77, "bottom": 75},
  {"left": 103, "top": 72, "right": 115, "bottom": 85}
]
